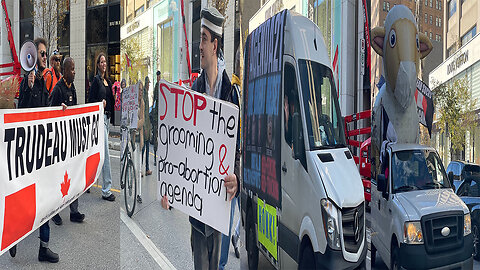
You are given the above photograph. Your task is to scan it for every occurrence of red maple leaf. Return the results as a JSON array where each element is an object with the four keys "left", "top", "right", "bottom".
[{"left": 61, "top": 171, "right": 71, "bottom": 198}]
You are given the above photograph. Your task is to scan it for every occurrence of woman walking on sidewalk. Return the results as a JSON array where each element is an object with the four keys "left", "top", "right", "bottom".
[{"left": 88, "top": 52, "right": 116, "bottom": 202}]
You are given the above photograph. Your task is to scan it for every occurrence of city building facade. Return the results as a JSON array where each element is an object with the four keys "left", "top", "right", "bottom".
[{"left": 429, "top": 0, "right": 479, "bottom": 165}]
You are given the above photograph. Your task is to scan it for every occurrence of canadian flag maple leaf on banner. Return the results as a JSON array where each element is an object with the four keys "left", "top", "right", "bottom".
[{"left": 61, "top": 171, "right": 71, "bottom": 198}]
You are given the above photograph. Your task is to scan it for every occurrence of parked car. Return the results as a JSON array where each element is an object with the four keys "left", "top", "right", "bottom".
[
  {"left": 447, "top": 160, "right": 480, "bottom": 187},
  {"left": 449, "top": 161, "right": 480, "bottom": 261}
]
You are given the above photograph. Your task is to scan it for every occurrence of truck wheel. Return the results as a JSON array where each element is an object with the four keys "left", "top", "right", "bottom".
[
  {"left": 473, "top": 223, "right": 480, "bottom": 261},
  {"left": 391, "top": 244, "right": 401, "bottom": 270},
  {"left": 299, "top": 244, "right": 316, "bottom": 270},
  {"left": 371, "top": 243, "right": 376, "bottom": 267},
  {"left": 247, "top": 210, "right": 259, "bottom": 270}
]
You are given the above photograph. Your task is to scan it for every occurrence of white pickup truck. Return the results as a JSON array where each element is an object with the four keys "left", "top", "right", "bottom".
[{"left": 371, "top": 143, "right": 473, "bottom": 269}]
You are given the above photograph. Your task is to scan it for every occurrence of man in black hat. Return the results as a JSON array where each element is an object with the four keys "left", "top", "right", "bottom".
[{"left": 161, "top": 6, "right": 241, "bottom": 270}]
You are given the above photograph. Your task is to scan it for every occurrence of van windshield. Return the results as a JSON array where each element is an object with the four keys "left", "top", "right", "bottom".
[
  {"left": 392, "top": 150, "right": 451, "bottom": 193},
  {"left": 298, "top": 59, "right": 346, "bottom": 149}
]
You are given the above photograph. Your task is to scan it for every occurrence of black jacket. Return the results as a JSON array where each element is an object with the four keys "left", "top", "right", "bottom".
[
  {"left": 88, "top": 74, "right": 115, "bottom": 124},
  {"left": 49, "top": 79, "right": 77, "bottom": 106},
  {"left": 18, "top": 73, "right": 49, "bottom": 108},
  {"left": 189, "top": 69, "right": 241, "bottom": 235}
]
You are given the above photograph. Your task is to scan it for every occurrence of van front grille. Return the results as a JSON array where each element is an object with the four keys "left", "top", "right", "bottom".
[{"left": 342, "top": 202, "right": 364, "bottom": 253}]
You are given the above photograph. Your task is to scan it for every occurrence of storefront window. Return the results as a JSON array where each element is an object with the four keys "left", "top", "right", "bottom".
[
  {"left": 157, "top": 20, "right": 173, "bottom": 82},
  {"left": 87, "top": 7, "right": 108, "bottom": 44},
  {"left": 88, "top": 0, "right": 107, "bottom": 7}
]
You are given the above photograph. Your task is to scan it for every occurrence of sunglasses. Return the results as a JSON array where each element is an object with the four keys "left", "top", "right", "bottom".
[
  {"left": 40, "top": 51, "right": 47, "bottom": 57},
  {"left": 53, "top": 58, "right": 61, "bottom": 62}
]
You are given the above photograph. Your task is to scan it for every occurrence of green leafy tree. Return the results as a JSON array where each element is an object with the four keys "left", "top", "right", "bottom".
[
  {"left": 121, "top": 36, "right": 144, "bottom": 83},
  {"left": 433, "top": 76, "right": 477, "bottom": 156}
]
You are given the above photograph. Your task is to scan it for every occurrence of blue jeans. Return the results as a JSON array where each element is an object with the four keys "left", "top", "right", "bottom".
[
  {"left": 219, "top": 197, "right": 240, "bottom": 269},
  {"left": 39, "top": 221, "right": 49, "bottom": 243},
  {"left": 102, "top": 115, "right": 113, "bottom": 197}
]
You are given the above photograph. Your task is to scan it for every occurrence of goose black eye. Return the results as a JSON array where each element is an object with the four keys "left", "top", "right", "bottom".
[{"left": 389, "top": 29, "right": 396, "bottom": 48}]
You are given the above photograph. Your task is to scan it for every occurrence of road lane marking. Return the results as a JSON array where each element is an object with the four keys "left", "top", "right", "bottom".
[
  {"left": 120, "top": 209, "right": 177, "bottom": 270},
  {"left": 110, "top": 154, "right": 120, "bottom": 159},
  {"left": 92, "top": 184, "right": 121, "bottom": 193}
]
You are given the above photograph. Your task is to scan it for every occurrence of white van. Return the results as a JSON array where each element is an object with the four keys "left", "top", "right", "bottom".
[
  {"left": 371, "top": 143, "right": 473, "bottom": 269},
  {"left": 241, "top": 10, "right": 366, "bottom": 269}
]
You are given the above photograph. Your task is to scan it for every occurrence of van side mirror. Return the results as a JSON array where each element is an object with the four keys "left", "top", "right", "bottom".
[
  {"left": 377, "top": 174, "right": 388, "bottom": 199},
  {"left": 448, "top": 172, "right": 455, "bottom": 192},
  {"left": 292, "top": 112, "right": 306, "bottom": 166}
]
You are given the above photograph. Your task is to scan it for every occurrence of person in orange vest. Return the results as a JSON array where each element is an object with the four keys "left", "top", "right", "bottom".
[{"left": 44, "top": 49, "right": 62, "bottom": 94}]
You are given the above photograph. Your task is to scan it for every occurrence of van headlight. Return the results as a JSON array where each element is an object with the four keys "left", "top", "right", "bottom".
[
  {"left": 404, "top": 221, "right": 423, "bottom": 244},
  {"left": 321, "top": 199, "right": 341, "bottom": 250},
  {"left": 465, "top": 213, "right": 471, "bottom": 236}
]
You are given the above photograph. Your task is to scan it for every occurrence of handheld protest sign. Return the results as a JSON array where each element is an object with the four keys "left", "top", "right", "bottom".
[
  {"left": 0, "top": 103, "right": 105, "bottom": 255},
  {"left": 156, "top": 80, "right": 238, "bottom": 235},
  {"left": 121, "top": 84, "right": 139, "bottom": 129}
]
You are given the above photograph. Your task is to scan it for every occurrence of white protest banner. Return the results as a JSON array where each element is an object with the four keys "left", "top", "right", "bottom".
[
  {"left": 157, "top": 80, "right": 238, "bottom": 235},
  {"left": 0, "top": 103, "right": 104, "bottom": 256}
]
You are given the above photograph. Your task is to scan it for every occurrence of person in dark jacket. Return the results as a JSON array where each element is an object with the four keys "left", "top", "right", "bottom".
[
  {"left": 161, "top": 7, "right": 240, "bottom": 270},
  {"left": 151, "top": 71, "right": 161, "bottom": 166},
  {"left": 49, "top": 57, "right": 85, "bottom": 225},
  {"left": 88, "top": 52, "right": 116, "bottom": 201},
  {"left": 15, "top": 37, "right": 59, "bottom": 263}
]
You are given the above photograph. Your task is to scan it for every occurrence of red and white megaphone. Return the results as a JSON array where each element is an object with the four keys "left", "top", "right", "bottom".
[{"left": 20, "top": 40, "right": 37, "bottom": 72}]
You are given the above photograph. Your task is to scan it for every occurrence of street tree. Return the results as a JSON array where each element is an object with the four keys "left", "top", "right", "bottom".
[
  {"left": 31, "top": 0, "right": 70, "bottom": 56},
  {"left": 121, "top": 35, "right": 144, "bottom": 84},
  {"left": 433, "top": 76, "right": 477, "bottom": 158}
]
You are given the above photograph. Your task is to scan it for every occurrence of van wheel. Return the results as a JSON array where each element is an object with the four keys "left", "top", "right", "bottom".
[
  {"left": 473, "top": 223, "right": 480, "bottom": 260},
  {"left": 247, "top": 210, "right": 259, "bottom": 270},
  {"left": 371, "top": 243, "right": 377, "bottom": 267},
  {"left": 391, "top": 244, "right": 401, "bottom": 270},
  {"left": 299, "top": 244, "right": 316, "bottom": 270}
]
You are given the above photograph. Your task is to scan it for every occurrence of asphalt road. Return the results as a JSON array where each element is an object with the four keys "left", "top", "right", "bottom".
[
  {"left": 118, "top": 138, "right": 242, "bottom": 270},
  {"left": 0, "top": 134, "right": 122, "bottom": 269}
]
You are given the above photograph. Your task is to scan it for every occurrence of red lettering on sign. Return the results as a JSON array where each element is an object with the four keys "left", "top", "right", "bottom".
[
  {"left": 193, "top": 94, "right": 206, "bottom": 126},
  {"left": 159, "top": 84, "right": 169, "bottom": 120},
  {"left": 183, "top": 91, "right": 194, "bottom": 121}
]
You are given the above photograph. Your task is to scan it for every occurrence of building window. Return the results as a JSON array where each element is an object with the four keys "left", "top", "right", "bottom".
[
  {"left": 386, "top": 2, "right": 390, "bottom": 11},
  {"left": 439, "top": 18, "right": 441, "bottom": 27},
  {"left": 88, "top": 0, "right": 107, "bottom": 7},
  {"left": 436, "top": 0, "right": 438, "bottom": 9},
  {"left": 430, "top": 0, "right": 433, "bottom": 7},
  {"left": 436, "top": 17, "right": 438, "bottom": 26},
  {"left": 439, "top": 1, "right": 441, "bottom": 9},
  {"left": 383, "top": 1, "right": 386, "bottom": 11},
  {"left": 425, "top": 0, "right": 428, "bottom": 6},
  {"left": 86, "top": 6, "right": 107, "bottom": 44},
  {"left": 157, "top": 20, "right": 174, "bottom": 82},
  {"left": 449, "top": 0, "right": 456, "bottom": 18},
  {"left": 430, "top": 15, "right": 433, "bottom": 24},
  {"left": 461, "top": 25, "right": 477, "bottom": 45},
  {"left": 447, "top": 45, "right": 456, "bottom": 57},
  {"left": 430, "top": 32, "right": 433, "bottom": 39},
  {"left": 135, "top": 5, "right": 144, "bottom": 17},
  {"left": 425, "top": 13, "right": 428, "bottom": 23}
]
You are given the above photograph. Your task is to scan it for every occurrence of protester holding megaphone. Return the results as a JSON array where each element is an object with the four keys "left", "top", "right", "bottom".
[{"left": 17, "top": 37, "right": 59, "bottom": 263}]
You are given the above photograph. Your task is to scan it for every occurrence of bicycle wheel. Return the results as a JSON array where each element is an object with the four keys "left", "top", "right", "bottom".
[{"left": 124, "top": 158, "right": 137, "bottom": 217}]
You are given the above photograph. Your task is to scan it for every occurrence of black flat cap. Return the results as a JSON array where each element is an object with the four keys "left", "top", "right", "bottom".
[
  {"left": 201, "top": 7, "right": 224, "bottom": 37},
  {"left": 156, "top": 70, "right": 161, "bottom": 76}
]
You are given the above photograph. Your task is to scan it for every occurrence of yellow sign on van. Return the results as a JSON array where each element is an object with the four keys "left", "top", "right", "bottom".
[{"left": 257, "top": 198, "right": 278, "bottom": 260}]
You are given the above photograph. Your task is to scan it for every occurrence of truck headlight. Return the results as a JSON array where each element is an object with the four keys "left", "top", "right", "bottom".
[
  {"left": 321, "top": 199, "right": 341, "bottom": 250},
  {"left": 404, "top": 221, "right": 423, "bottom": 244},
  {"left": 465, "top": 213, "right": 471, "bottom": 236}
]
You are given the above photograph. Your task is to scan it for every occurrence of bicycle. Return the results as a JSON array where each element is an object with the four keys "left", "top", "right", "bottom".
[{"left": 120, "top": 125, "right": 137, "bottom": 217}]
